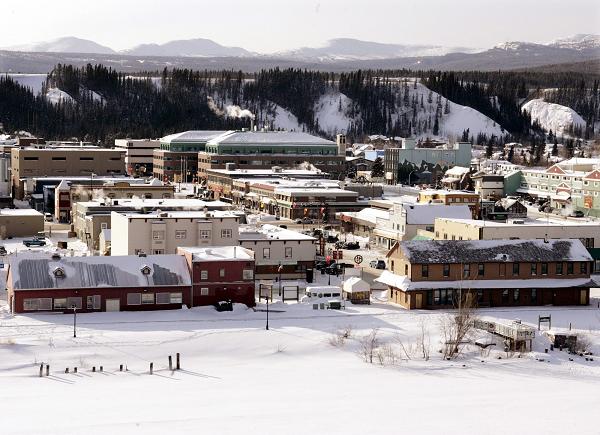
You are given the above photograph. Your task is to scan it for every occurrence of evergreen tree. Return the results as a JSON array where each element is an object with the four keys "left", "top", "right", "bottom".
[{"left": 371, "top": 157, "right": 384, "bottom": 178}]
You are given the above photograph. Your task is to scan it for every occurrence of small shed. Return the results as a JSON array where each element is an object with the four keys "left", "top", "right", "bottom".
[{"left": 342, "top": 277, "right": 371, "bottom": 304}]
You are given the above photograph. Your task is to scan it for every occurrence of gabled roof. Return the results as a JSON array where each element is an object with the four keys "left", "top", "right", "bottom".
[
  {"left": 9, "top": 253, "right": 191, "bottom": 290},
  {"left": 398, "top": 239, "right": 591, "bottom": 264}
]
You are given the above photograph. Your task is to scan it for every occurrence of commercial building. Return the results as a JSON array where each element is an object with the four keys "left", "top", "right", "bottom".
[
  {"left": 114, "top": 139, "right": 160, "bottom": 175},
  {"left": 11, "top": 147, "right": 126, "bottom": 199},
  {"left": 0, "top": 209, "right": 44, "bottom": 238},
  {"left": 431, "top": 217, "right": 600, "bottom": 248},
  {"left": 376, "top": 239, "right": 594, "bottom": 310},
  {"left": 72, "top": 198, "right": 232, "bottom": 251},
  {"left": 110, "top": 210, "right": 241, "bottom": 256},
  {"left": 516, "top": 158, "right": 600, "bottom": 217},
  {"left": 7, "top": 253, "right": 192, "bottom": 314},
  {"left": 54, "top": 178, "right": 174, "bottom": 223},
  {"left": 417, "top": 189, "right": 480, "bottom": 218},
  {"left": 198, "top": 130, "right": 345, "bottom": 180},
  {"left": 178, "top": 246, "right": 256, "bottom": 307},
  {"left": 384, "top": 139, "right": 472, "bottom": 184},
  {"left": 153, "top": 131, "right": 230, "bottom": 183},
  {"left": 239, "top": 224, "right": 317, "bottom": 279}
]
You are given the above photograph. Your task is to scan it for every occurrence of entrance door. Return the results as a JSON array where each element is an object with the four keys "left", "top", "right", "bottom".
[
  {"left": 580, "top": 290, "right": 587, "bottom": 305},
  {"left": 415, "top": 293, "right": 423, "bottom": 309},
  {"left": 106, "top": 299, "right": 120, "bottom": 312}
]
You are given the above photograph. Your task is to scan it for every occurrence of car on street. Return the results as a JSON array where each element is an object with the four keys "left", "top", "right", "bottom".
[
  {"left": 0, "top": 245, "right": 6, "bottom": 255},
  {"left": 23, "top": 237, "right": 46, "bottom": 247},
  {"left": 569, "top": 210, "right": 584, "bottom": 218},
  {"left": 344, "top": 241, "right": 360, "bottom": 250},
  {"left": 44, "top": 213, "right": 53, "bottom": 222},
  {"left": 369, "top": 259, "right": 386, "bottom": 269}
]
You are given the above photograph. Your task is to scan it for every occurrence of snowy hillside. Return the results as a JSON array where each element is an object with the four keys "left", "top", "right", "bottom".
[
  {"left": 45, "top": 88, "right": 74, "bottom": 105},
  {"left": 522, "top": 99, "right": 586, "bottom": 134}
]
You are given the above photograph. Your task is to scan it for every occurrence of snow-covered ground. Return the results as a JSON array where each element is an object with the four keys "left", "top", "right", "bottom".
[
  {"left": 522, "top": 99, "right": 586, "bottom": 134},
  {"left": 45, "top": 88, "right": 75, "bottom": 105},
  {"left": 1, "top": 285, "right": 599, "bottom": 434}
]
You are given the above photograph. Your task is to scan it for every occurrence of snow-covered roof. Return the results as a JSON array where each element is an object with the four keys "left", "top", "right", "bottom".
[
  {"left": 178, "top": 246, "right": 254, "bottom": 262},
  {"left": 119, "top": 210, "right": 239, "bottom": 219},
  {"left": 161, "top": 130, "right": 231, "bottom": 144},
  {"left": 9, "top": 253, "right": 191, "bottom": 290},
  {"left": 436, "top": 217, "right": 600, "bottom": 228},
  {"left": 274, "top": 187, "right": 357, "bottom": 196},
  {"left": 445, "top": 166, "right": 470, "bottom": 177},
  {"left": 239, "top": 224, "right": 316, "bottom": 241},
  {"left": 79, "top": 198, "right": 231, "bottom": 210},
  {"left": 403, "top": 204, "right": 471, "bottom": 225},
  {"left": 375, "top": 271, "right": 410, "bottom": 291},
  {"left": 208, "top": 131, "right": 335, "bottom": 146},
  {"left": 0, "top": 208, "right": 43, "bottom": 216},
  {"left": 342, "top": 277, "right": 370, "bottom": 293},
  {"left": 399, "top": 239, "right": 592, "bottom": 264}
]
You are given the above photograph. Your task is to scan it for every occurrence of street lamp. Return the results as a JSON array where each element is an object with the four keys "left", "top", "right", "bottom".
[
  {"left": 265, "top": 292, "right": 269, "bottom": 330},
  {"left": 278, "top": 262, "right": 283, "bottom": 296},
  {"left": 72, "top": 304, "right": 77, "bottom": 338},
  {"left": 407, "top": 170, "right": 416, "bottom": 186}
]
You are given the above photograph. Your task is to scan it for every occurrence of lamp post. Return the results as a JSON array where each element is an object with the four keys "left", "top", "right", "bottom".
[
  {"left": 265, "top": 287, "right": 270, "bottom": 331},
  {"left": 407, "top": 170, "right": 416, "bottom": 186},
  {"left": 278, "top": 262, "right": 283, "bottom": 296},
  {"left": 72, "top": 304, "right": 77, "bottom": 338}
]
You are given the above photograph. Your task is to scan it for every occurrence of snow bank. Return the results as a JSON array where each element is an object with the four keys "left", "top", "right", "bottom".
[
  {"left": 45, "top": 88, "right": 74, "bottom": 105},
  {"left": 522, "top": 99, "right": 586, "bottom": 134}
]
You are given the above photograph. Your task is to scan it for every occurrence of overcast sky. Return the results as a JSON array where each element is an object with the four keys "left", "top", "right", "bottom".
[{"left": 2, "top": 0, "right": 599, "bottom": 52}]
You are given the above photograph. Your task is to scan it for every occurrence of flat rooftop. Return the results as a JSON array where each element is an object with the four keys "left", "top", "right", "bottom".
[
  {"left": 208, "top": 131, "right": 335, "bottom": 146},
  {"left": 79, "top": 198, "right": 231, "bottom": 209},
  {"left": 116, "top": 210, "right": 239, "bottom": 219},
  {"left": 208, "top": 168, "right": 325, "bottom": 177},
  {"left": 161, "top": 130, "right": 231, "bottom": 144},
  {"left": 239, "top": 224, "right": 316, "bottom": 241},
  {"left": 178, "top": 246, "right": 254, "bottom": 261},
  {"left": 0, "top": 208, "right": 42, "bottom": 216},
  {"left": 436, "top": 217, "right": 600, "bottom": 228}
]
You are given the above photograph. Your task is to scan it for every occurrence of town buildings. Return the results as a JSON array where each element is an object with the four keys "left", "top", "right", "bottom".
[
  {"left": 7, "top": 253, "right": 192, "bottom": 314},
  {"left": 376, "top": 239, "right": 594, "bottom": 310},
  {"left": 0, "top": 209, "right": 44, "bottom": 238},
  {"left": 114, "top": 139, "right": 160, "bottom": 175},
  {"left": 11, "top": 146, "right": 125, "bottom": 198},
  {"left": 417, "top": 189, "right": 480, "bottom": 217},
  {"left": 178, "top": 246, "right": 256, "bottom": 307}
]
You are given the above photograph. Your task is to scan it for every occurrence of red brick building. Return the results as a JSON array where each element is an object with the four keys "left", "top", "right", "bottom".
[
  {"left": 7, "top": 253, "right": 191, "bottom": 314},
  {"left": 178, "top": 246, "right": 256, "bottom": 307},
  {"left": 376, "top": 239, "right": 596, "bottom": 310}
]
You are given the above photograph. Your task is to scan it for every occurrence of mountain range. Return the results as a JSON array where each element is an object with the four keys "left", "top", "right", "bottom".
[{"left": 1, "top": 34, "right": 598, "bottom": 73}]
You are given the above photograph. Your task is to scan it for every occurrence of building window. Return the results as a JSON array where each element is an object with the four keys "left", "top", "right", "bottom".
[
  {"left": 443, "top": 264, "right": 450, "bottom": 277},
  {"left": 156, "top": 293, "right": 170, "bottom": 304},
  {"left": 263, "top": 248, "right": 270, "bottom": 259},
  {"left": 478, "top": 263, "right": 484, "bottom": 277},
  {"left": 200, "top": 270, "right": 208, "bottom": 280},
  {"left": 141, "top": 293, "right": 155, "bottom": 304},
  {"left": 221, "top": 229, "right": 233, "bottom": 238},
  {"left": 219, "top": 268, "right": 225, "bottom": 278},
  {"left": 421, "top": 265, "right": 429, "bottom": 278},
  {"left": 200, "top": 287, "right": 209, "bottom": 296},
  {"left": 531, "top": 288, "right": 537, "bottom": 303},
  {"left": 404, "top": 264, "right": 408, "bottom": 275},
  {"left": 200, "top": 230, "right": 211, "bottom": 239},
  {"left": 67, "top": 297, "right": 82, "bottom": 309},
  {"left": 285, "top": 247, "right": 293, "bottom": 258},
  {"left": 127, "top": 293, "right": 141, "bottom": 305},
  {"left": 170, "top": 293, "right": 183, "bottom": 304},
  {"left": 54, "top": 298, "right": 68, "bottom": 309},
  {"left": 152, "top": 230, "right": 165, "bottom": 240},
  {"left": 567, "top": 263, "right": 574, "bottom": 275},
  {"left": 502, "top": 289, "right": 509, "bottom": 303},
  {"left": 175, "top": 230, "right": 187, "bottom": 239},
  {"left": 512, "top": 263, "right": 520, "bottom": 276},
  {"left": 580, "top": 262, "right": 587, "bottom": 274},
  {"left": 541, "top": 263, "right": 548, "bottom": 275},
  {"left": 477, "top": 289, "right": 484, "bottom": 303},
  {"left": 530, "top": 263, "right": 537, "bottom": 276},
  {"left": 463, "top": 264, "right": 470, "bottom": 278},
  {"left": 86, "top": 295, "right": 101, "bottom": 310},
  {"left": 513, "top": 288, "right": 520, "bottom": 302},
  {"left": 556, "top": 262, "right": 563, "bottom": 275},
  {"left": 152, "top": 249, "right": 164, "bottom": 255},
  {"left": 243, "top": 269, "right": 254, "bottom": 280},
  {"left": 100, "top": 222, "right": 108, "bottom": 230}
]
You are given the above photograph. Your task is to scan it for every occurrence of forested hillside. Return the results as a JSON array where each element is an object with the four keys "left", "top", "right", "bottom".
[{"left": 0, "top": 64, "right": 597, "bottom": 144}]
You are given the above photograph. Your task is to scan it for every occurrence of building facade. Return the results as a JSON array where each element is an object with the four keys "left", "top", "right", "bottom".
[{"left": 114, "top": 139, "right": 160, "bottom": 175}]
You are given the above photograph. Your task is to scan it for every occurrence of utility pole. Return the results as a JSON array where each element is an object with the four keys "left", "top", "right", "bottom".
[{"left": 72, "top": 305, "right": 77, "bottom": 338}]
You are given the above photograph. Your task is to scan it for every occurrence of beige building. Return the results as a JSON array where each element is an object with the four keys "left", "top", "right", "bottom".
[
  {"left": 110, "top": 210, "right": 241, "bottom": 256},
  {"left": 11, "top": 147, "right": 125, "bottom": 198},
  {"left": 114, "top": 139, "right": 160, "bottom": 175},
  {"left": 72, "top": 198, "right": 233, "bottom": 251},
  {"left": 432, "top": 217, "right": 599, "bottom": 248},
  {"left": 239, "top": 224, "right": 317, "bottom": 279},
  {"left": 0, "top": 209, "right": 44, "bottom": 238}
]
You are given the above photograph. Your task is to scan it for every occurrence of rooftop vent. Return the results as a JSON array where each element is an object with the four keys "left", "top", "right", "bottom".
[
  {"left": 141, "top": 265, "right": 152, "bottom": 275},
  {"left": 53, "top": 267, "right": 65, "bottom": 278}
]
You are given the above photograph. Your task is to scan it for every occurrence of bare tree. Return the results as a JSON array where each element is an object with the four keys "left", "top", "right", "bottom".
[
  {"left": 416, "top": 318, "right": 431, "bottom": 361},
  {"left": 359, "top": 328, "right": 380, "bottom": 363},
  {"left": 439, "top": 290, "right": 477, "bottom": 359}
]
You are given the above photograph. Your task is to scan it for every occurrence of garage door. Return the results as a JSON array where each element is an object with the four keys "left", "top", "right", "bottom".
[{"left": 106, "top": 299, "right": 120, "bottom": 312}]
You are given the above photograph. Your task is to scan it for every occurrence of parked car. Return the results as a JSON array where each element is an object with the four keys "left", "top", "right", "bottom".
[
  {"left": 279, "top": 224, "right": 288, "bottom": 229},
  {"left": 0, "top": 245, "right": 6, "bottom": 255},
  {"left": 325, "top": 264, "right": 344, "bottom": 276},
  {"left": 369, "top": 259, "right": 386, "bottom": 270},
  {"left": 312, "top": 229, "right": 323, "bottom": 237},
  {"left": 323, "top": 225, "right": 333, "bottom": 230},
  {"left": 569, "top": 210, "right": 584, "bottom": 218},
  {"left": 344, "top": 241, "right": 360, "bottom": 250},
  {"left": 23, "top": 237, "right": 46, "bottom": 247},
  {"left": 315, "top": 260, "right": 334, "bottom": 271},
  {"left": 335, "top": 241, "right": 345, "bottom": 249},
  {"left": 44, "top": 213, "right": 53, "bottom": 222},
  {"left": 326, "top": 235, "right": 339, "bottom": 243}
]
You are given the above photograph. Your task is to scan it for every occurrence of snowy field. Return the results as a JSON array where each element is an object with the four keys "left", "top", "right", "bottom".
[{"left": 1, "top": 289, "right": 600, "bottom": 434}]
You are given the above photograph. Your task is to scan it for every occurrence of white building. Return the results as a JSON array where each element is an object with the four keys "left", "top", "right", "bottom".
[
  {"left": 110, "top": 210, "right": 241, "bottom": 256},
  {"left": 114, "top": 139, "right": 160, "bottom": 175},
  {"left": 239, "top": 224, "right": 317, "bottom": 279}
]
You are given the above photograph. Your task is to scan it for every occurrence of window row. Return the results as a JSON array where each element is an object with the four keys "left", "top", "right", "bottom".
[
  {"left": 127, "top": 292, "right": 182, "bottom": 305},
  {"left": 420, "top": 262, "right": 587, "bottom": 278}
]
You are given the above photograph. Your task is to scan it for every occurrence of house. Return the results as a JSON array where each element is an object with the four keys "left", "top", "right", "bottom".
[
  {"left": 6, "top": 253, "right": 191, "bottom": 314},
  {"left": 178, "top": 246, "right": 256, "bottom": 307},
  {"left": 441, "top": 166, "right": 471, "bottom": 190},
  {"left": 342, "top": 277, "right": 371, "bottom": 304},
  {"left": 376, "top": 239, "right": 594, "bottom": 310}
]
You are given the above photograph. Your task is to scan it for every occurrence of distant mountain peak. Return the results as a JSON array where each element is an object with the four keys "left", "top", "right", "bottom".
[
  {"left": 4, "top": 36, "right": 115, "bottom": 54},
  {"left": 549, "top": 34, "right": 600, "bottom": 50},
  {"left": 121, "top": 38, "right": 253, "bottom": 57}
]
